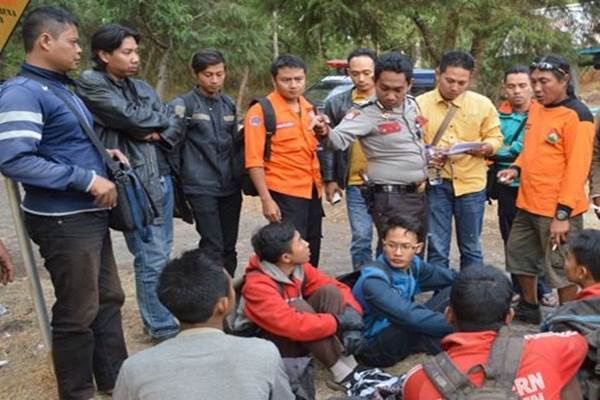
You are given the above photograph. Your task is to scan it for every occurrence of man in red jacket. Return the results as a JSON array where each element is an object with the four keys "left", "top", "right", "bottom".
[{"left": 235, "top": 222, "right": 365, "bottom": 390}]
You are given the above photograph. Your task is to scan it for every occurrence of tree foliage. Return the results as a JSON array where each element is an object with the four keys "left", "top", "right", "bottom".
[{"left": 1, "top": 0, "right": 598, "bottom": 103}]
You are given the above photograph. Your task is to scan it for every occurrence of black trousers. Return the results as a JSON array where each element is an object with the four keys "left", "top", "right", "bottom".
[
  {"left": 497, "top": 184, "right": 519, "bottom": 244},
  {"left": 24, "top": 211, "right": 127, "bottom": 400},
  {"left": 371, "top": 191, "right": 427, "bottom": 252},
  {"left": 188, "top": 191, "right": 242, "bottom": 276},
  {"left": 357, "top": 287, "right": 450, "bottom": 368},
  {"left": 270, "top": 186, "right": 323, "bottom": 267}
]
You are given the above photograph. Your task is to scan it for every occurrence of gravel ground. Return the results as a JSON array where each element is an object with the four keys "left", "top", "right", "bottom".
[{"left": 1, "top": 175, "right": 599, "bottom": 399}]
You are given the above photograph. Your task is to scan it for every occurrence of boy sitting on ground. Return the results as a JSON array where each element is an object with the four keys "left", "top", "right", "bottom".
[
  {"left": 542, "top": 229, "right": 600, "bottom": 399},
  {"left": 113, "top": 250, "right": 294, "bottom": 400},
  {"left": 403, "top": 265, "right": 587, "bottom": 399},
  {"left": 234, "top": 222, "right": 372, "bottom": 391},
  {"left": 352, "top": 215, "right": 456, "bottom": 367}
]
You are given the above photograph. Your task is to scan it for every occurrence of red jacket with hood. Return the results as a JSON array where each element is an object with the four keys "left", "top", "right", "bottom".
[{"left": 241, "top": 255, "right": 362, "bottom": 342}]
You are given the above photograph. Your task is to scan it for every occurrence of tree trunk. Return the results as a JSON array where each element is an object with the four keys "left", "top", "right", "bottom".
[
  {"left": 272, "top": 10, "right": 279, "bottom": 58},
  {"left": 155, "top": 47, "right": 170, "bottom": 98},
  {"left": 236, "top": 65, "right": 250, "bottom": 111},
  {"left": 142, "top": 44, "right": 157, "bottom": 77}
]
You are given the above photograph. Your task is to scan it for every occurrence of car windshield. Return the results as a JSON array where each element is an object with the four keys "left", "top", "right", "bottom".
[{"left": 304, "top": 80, "right": 349, "bottom": 105}]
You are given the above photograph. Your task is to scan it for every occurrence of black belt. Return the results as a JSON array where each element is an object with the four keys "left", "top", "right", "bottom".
[{"left": 373, "top": 183, "right": 419, "bottom": 194}]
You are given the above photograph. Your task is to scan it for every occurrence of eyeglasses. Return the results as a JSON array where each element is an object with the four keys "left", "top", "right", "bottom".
[
  {"left": 383, "top": 241, "right": 420, "bottom": 253},
  {"left": 530, "top": 61, "right": 567, "bottom": 76}
]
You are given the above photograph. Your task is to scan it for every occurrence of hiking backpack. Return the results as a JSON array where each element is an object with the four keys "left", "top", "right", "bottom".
[
  {"left": 241, "top": 98, "right": 277, "bottom": 196},
  {"left": 423, "top": 327, "right": 524, "bottom": 400}
]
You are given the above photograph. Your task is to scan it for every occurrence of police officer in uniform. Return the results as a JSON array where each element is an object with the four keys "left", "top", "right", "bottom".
[{"left": 316, "top": 52, "right": 427, "bottom": 242}]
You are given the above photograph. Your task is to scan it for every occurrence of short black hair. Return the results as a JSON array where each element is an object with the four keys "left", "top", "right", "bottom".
[
  {"left": 374, "top": 52, "right": 413, "bottom": 82},
  {"left": 22, "top": 6, "right": 79, "bottom": 53},
  {"left": 439, "top": 50, "right": 475, "bottom": 73},
  {"left": 568, "top": 229, "right": 600, "bottom": 281},
  {"left": 191, "top": 48, "right": 226, "bottom": 73},
  {"left": 251, "top": 222, "right": 296, "bottom": 263},
  {"left": 450, "top": 265, "right": 513, "bottom": 332},
  {"left": 530, "top": 53, "right": 574, "bottom": 96},
  {"left": 347, "top": 47, "right": 377, "bottom": 65},
  {"left": 157, "top": 249, "right": 229, "bottom": 324},
  {"left": 503, "top": 65, "right": 529, "bottom": 82},
  {"left": 91, "top": 24, "right": 141, "bottom": 70},
  {"left": 381, "top": 215, "right": 421, "bottom": 240},
  {"left": 270, "top": 54, "right": 306, "bottom": 78}
]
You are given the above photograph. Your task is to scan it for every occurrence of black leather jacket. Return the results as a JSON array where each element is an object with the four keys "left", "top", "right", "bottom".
[
  {"left": 321, "top": 88, "right": 355, "bottom": 188},
  {"left": 76, "top": 69, "right": 182, "bottom": 220},
  {"left": 168, "top": 88, "right": 243, "bottom": 197}
]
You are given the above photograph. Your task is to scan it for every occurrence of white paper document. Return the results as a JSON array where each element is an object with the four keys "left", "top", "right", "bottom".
[{"left": 444, "top": 142, "right": 484, "bottom": 155}]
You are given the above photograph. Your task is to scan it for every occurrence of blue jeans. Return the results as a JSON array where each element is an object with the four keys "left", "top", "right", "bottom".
[
  {"left": 124, "top": 175, "right": 178, "bottom": 339},
  {"left": 426, "top": 181, "right": 485, "bottom": 269},
  {"left": 346, "top": 185, "right": 374, "bottom": 270}
]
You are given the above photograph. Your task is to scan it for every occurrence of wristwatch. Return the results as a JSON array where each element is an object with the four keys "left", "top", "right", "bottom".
[{"left": 555, "top": 207, "right": 570, "bottom": 221}]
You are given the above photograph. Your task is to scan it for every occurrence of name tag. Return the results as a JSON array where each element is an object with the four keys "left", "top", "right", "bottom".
[
  {"left": 192, "top": 113, "right": 210, "bottom": 121},
  {"left": 377, "top": 120, "right": 402, "bottom": 135},
  {"left": 276, "top": 122, "right": 295, "bottom": 129}
]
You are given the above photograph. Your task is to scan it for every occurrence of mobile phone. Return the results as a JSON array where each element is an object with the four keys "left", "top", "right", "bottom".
[{"left": 331, "top": 192, "right": 342, "bottom": 205}]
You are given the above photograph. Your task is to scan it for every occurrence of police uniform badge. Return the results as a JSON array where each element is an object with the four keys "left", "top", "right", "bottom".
[
  {"left": 377, "top": 120, "right": 402, "bottom": 135},
  {"left": 345, "top": 110, "right": 360, "bottom": 120}
]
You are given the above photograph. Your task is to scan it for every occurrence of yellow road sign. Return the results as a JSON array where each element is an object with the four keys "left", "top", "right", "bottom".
[{"left": 0, "top": 0, "right": 30, "bottom": 53}]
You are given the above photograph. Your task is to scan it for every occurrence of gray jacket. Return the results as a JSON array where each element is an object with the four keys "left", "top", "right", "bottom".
[
  {"left": 325, "top": 96, "right": 427, "bottom": 185},
  {"left": 76, "top": 69, "right": 182, "bottom": 220}
]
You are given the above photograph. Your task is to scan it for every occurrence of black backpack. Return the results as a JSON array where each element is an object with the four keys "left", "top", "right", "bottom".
[
  {"left": 241, "top": 98, "right": 277, "bottom": 196},
  {"left": 423, "top": 327, "right": 524, "bottom": 400},
  {"left": 543, "top": 296, "right": 600, "bottom": 399}
]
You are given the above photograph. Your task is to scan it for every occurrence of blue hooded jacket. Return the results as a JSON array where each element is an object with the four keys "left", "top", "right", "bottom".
[{"left": 352, "top": 254, "right": 455, "bottom": 340}]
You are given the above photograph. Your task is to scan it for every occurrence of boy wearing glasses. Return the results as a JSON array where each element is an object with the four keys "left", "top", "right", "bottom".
[{"left": 352, "top": 215, "right": 456, "bottom": 367}]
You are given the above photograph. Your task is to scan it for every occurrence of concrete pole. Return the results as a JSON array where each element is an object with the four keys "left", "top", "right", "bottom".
[{"left": 4, "top": 178, "right": 51, "bottom": 349}]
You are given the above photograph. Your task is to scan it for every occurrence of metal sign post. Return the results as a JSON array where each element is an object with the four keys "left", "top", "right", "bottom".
[{"left": 4, "top": 177, "right": 51, "bottom": 349}]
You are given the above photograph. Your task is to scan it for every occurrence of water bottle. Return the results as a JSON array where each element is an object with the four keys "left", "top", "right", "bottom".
[{"left": 425, "top": 145, "right": 443, "bottom": 186}]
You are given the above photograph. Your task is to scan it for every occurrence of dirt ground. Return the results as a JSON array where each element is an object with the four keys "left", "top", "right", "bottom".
[{"left": 1, "top": 174, "right": 599, "bottom": 399}]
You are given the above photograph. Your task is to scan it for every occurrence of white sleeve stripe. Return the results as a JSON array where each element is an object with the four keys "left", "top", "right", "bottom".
[
  {"left": 0, "top": 130, "right": 42, "bottom": 141},
  {"left": 0, "top": 111, "right": 43, "bottom": 124},
  {"left": 85, "top": 171, "right": 97, "bottom": 192}
]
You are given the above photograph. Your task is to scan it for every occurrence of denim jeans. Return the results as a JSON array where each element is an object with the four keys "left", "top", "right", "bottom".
[
  {"left": 426, "top": 181, "right": 485, "bottom": 269},
  {"left": 25, "top": 211, "right": 127, "bottom": 399},
  {"left": 346, "top": 185, "right": 374, "bottom": 270},
  {"left": 124, "top": 175, "right": 178, "bottom": 339}
]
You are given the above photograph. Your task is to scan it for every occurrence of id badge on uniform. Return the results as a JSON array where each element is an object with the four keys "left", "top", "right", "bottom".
[{"left": 377, "top": 120, "right": 402, "bottom": 135}]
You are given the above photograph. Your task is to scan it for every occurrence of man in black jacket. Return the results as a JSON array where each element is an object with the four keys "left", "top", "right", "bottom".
[
  {"left": 77, "top": 24, "right": 181, "bottom": 341},
  {"left": 320, "top": 48, "right": 377, "bottom": 270},
  {"left": 168, "top": 49, "right": 243, "bottom": 275}
]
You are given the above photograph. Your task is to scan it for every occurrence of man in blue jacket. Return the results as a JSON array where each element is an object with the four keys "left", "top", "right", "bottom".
[
  {"left": 0, "top": 6, "right": 128, "bottom": 398},
  {"left": 353, "top": 215, "right": 455, "bottom": 367}
]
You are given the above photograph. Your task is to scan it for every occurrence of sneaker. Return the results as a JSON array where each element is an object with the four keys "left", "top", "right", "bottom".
[
  {"left": 514, "top": 300, "right": 542, "bottom": 324},
  {"left": 326, "top": 365, "right": 370, "bottom": 393},
  {"left": 540, "top": 292, "right": 558, "bottom": 307}
]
